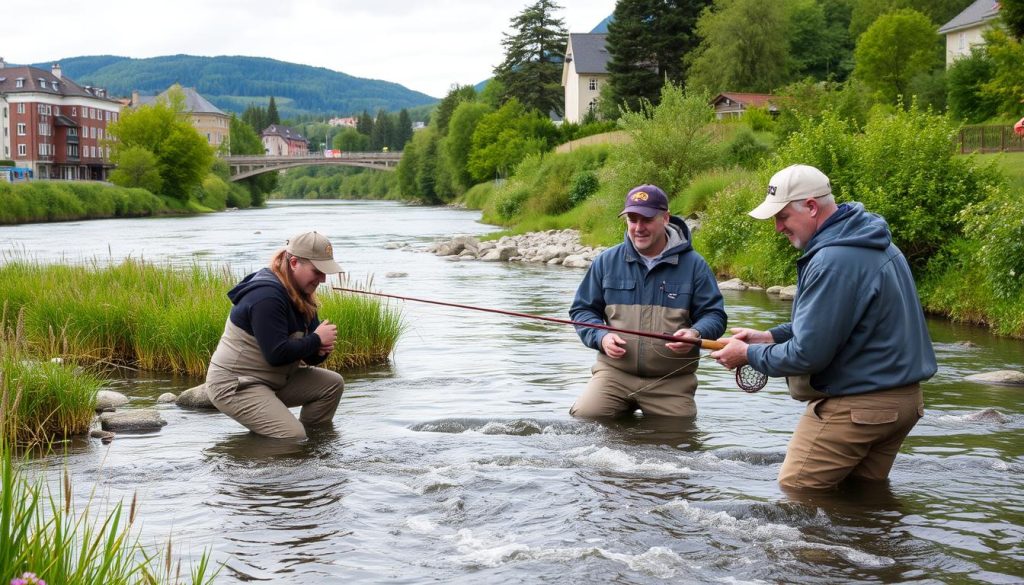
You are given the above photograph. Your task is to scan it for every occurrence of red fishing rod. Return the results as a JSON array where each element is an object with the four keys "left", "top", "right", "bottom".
[
  {"left": 332, "top": 286, "right": 724, "bottom": 349},
  {"left": 331, "top": 286, "right": 768, "bottom": 392}
]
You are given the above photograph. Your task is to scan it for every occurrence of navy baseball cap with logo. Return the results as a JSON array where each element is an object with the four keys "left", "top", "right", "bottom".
[{"left": 618, "top": 184, "right": 670, "bottom": 218}]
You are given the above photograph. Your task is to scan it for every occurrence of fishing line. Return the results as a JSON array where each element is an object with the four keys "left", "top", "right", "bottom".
[{"left": 333, "top": 286, "right": 767, "bottom": 392}]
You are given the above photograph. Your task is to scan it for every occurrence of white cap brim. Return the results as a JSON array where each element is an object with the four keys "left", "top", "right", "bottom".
[{"left": 748, "top": 198, "right": 789, "bottom": 220}]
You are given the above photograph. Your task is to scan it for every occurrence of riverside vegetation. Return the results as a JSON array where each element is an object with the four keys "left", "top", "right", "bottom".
[{"left": 0, "top": 260, "right": 403, "bottom": 445}]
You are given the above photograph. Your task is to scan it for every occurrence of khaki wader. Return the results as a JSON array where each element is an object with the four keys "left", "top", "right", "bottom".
[
  {"left": 570, "top": 361, "right": 698, "bottom": 418},
  {"left": 779, "top": 383, "right": 924, "bottom": 490}
]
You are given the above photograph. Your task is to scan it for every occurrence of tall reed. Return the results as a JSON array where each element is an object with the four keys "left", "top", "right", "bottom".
[
  {"left": 0, "top": 259, "right": 403, "bottom": 377},
  {"left": 0, "top": 441, "right": 219, "bottom": 584}
]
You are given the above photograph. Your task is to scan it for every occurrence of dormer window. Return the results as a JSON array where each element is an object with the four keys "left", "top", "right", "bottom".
[
  {"left": 15, "top": 78, "right": 24, "bottom": 88},
  {"left": 39, "top": 78, "right": 46, "bottom": 88}
]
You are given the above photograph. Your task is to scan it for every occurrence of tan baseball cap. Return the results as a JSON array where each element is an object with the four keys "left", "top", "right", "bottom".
[
  {"left": 285, "top": 231, "right": 342, "bottom": 274},
  {"left": 749, "top": 164, "right": 832, "bottom": 220}
]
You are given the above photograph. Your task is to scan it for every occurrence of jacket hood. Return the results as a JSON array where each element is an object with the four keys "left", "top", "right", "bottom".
[
  {"left": 623, "top": 215, "right": 693, "bottom": 259},
  {"left": 800, "top": 202, "right": 891, "bottom": 264},
  {"left": 227, "top": 267, "right": 285, "bottom": 305}
]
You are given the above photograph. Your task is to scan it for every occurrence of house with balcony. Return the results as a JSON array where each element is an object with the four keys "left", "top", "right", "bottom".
[
  {"left": 561, "top": 33, "right": 609, "bottom": 124},
  {"left": 261, "top": 124, "right": 308, "bottom": 156},
  {"left": 0, "top": 58, "right": 121, "bottom": 180},
  {"left": 937, "top": 0, "right": 1001, "bottom": 67}
]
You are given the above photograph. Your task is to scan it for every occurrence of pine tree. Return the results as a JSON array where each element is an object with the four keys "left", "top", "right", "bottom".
[
  {"left": 242, "top": 103, "right": 268, "bottom": 132},
  {"left": 493, "top": 0, "right": 568, "bottom": 116},
  {"left": 370, "top": 109, "right": 393, "bottom": 150},
  {"left": 267, "top": 96, "right": 281, "bottom": 125},
  {"left": 357, "top": 110, "right": 374, "bottom": 136},
  {"left": 395, "top": 109, "right": 414, "bottom": 150},
  {"left": 606, "top": 0, "right": 711, "bottom": 112}
]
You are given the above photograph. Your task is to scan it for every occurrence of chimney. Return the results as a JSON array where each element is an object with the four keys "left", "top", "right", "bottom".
[
  {"left": 132, "top": 90, "right": 139, "bottom": 105},
  {"left": 52, "top": 63, "right": 62, "bottom": 79},
  {"left": 0, "top": 57, "right": 6, "bottom": 69}
]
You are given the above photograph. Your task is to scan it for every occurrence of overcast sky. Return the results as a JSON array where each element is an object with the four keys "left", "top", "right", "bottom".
[{"left": 1, "top": 0, "right": 615, "bottom": 98}]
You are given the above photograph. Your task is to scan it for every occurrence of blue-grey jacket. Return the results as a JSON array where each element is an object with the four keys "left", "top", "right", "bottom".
[
  {"left": 747, "top": 202, "right": 937, "bottom": 396},
  {"left": 570, "top": 216, "right": 726, "bottom": 378}
]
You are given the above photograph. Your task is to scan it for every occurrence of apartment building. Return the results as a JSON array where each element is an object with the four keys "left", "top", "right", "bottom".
[{"left": 0, "top": 58, "right": 121, "bottom": 180}]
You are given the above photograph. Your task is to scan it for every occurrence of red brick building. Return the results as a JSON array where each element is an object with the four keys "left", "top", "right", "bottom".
[{"left": 0, "top": 59, "right": 122, "bottom": 180}]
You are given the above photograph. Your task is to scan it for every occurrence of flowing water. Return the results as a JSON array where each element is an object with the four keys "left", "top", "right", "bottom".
[{"left": 2, "top": 200, "right": 1022, "bottom": 584}]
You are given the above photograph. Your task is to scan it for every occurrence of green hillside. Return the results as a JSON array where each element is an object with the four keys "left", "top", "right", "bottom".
[{"left": 34, "top": 54, "right": 438, "bottom": 117}]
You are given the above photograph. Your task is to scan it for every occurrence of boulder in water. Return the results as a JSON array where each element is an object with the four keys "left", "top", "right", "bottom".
[
  {"left": 176, "top": 384, "right": 217, "bottom": 409},
  {"left": 964, "top": 370, "right": 1024, "bottom": 386},
  {"left": 99, "top": 410, "right": 167, "bottom": 432}
]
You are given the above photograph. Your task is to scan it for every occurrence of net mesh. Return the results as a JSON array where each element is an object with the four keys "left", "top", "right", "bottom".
[{"left": 736, "top": 365, "right": 768, "bottom": 393}]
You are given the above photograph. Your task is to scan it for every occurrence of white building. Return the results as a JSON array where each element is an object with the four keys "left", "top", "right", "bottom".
[
  {"left": 561, "top": 33, "right": 609, "bottom": 124},
  {"left": 937, "top": 0, "right": 1001, "bottom": 67}
]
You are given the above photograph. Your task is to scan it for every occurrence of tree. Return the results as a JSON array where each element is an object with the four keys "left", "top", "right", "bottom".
[
  {"left": 430, "top": 85, "right": 477, "bottom": 136},
  {"left": 467, "top": 99, "right": 558, "bottom": 182},
  {"left": 357, "top": 110, "right": 374, "bottom": 136},
  {"left": 107, "top": 86, "right": 214, "bottom": 200},
  {"left": 1002, "top": 0, "right": 1024, "bottom": 40},
  {"left": 229, "top": 114, "right": 263, "bottom": 155},
  {"left": 370, "top": 109, "right": 394, "bottom": 151},
  {"left": 230, "top": 113, "right": 276, "bottom": 206},
  {"left": 606, "top": 0, "right": 711, "bottom": 112},
  {"left": 493, "top": 0, "right": 568, "bottom": 116},
  {"left": 853, "top": 9, "right": 941, "bottom": 104},
  {"left": 394, "top": 109, "right": 414, "bottom": 151},
  {"left": 267, "top": 96, "right": 281, "bottom": 125},
  {"left": 334, "top": 127, "right": 369, "bottom": 151},
  {"left": 978, "top": 26, "right": 1024, "bottom": 117},
  {"left": 242, "top": 103, "right": 269, "bottom": 133},
  {"left": 686, "top": 0, "right": 791, "bottom": 94},
  {"left": 787, "top": 0, "right": 854, "bottom": 81},
  {"left": 946, "top": 49, "right": 999, "bottom": 123},
  {"left": 108, "top": 146, "right": 163, "bottom": 194},
  {"left": 442, "top": 101, "right": 492, "bottom": 191}
]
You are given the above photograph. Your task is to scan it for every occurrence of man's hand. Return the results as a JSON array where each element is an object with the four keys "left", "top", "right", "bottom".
[
  {"left": 315, "top": 319, "right": 338, "bottom": 355},
  {"left": 710, "top": 327, "right": 770, "bottom": 369},
  {"left": 666, "top": 328, "right": 700, "bottom": 354},
  {"left": 601, "top": 333, "right": 627, "bottom": 358}
]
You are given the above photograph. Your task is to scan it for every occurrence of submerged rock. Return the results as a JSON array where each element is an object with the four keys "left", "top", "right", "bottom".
[
  {"left": 89, "top": 429, "right": 116, "bottom": 443},
  {"left": 964, "top": 370, "right": 1024, "bottom": 386},
  {"left": 99, "top": 410, "right": 166, "bottom": 432},
  {"left": 95, "top": 390, "right": 129, "bottom": 411},
  {"left": 156, "top": 392, "right": 177, "bottom": 404},
  {"left": 963, "top": 408, "right": 1008, "bottom": 423},
  {"left": 176, "top": 384, "right": 217, "bottom": 409}
]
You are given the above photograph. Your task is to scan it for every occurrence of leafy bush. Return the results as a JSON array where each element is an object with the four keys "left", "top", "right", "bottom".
[
  {"left": 722, "top": 127, "right": 773, "bottom": 169},
  {"left": 569, "top": 170, "right": 599, "bottom": 207}
]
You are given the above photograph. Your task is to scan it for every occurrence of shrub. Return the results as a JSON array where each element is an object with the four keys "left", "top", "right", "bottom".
[{"left": 569, "top": 170, "right": 599, "bottom": 207}]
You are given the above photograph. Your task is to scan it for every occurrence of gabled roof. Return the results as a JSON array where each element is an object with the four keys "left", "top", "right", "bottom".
[
  {"left": 262, "top": 124, "right": 307, "bottom": 142},
  {"left": 712, "top": 92, "right": 778, "bottom": 110},
  {"left": 938, "top": 0, "right": 1000, "bottom": 34},
  {"left": 566, "top": 33, "right": 609, "bottom": 75},
  {"left": 135, "top": 86, "right": 227, "bottom": 116},
  {"left": 0, "top": 64, "right": 118, "bottom": 102}
]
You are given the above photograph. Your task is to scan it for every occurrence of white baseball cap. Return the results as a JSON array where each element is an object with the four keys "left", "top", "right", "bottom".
[{"left": 749, "top": 164, "right": 832, "bottom": 220}]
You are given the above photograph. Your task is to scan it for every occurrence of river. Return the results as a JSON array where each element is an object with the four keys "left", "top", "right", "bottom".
[{"left": 2, "top": 200, "right": 1022, "bottom": 583}]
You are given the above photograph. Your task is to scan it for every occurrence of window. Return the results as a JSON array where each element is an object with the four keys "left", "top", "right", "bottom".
[
  {"left": 16, "top": 123, "right": 26, "bottom": 136},
  {"left": 17, "top": 103, "right": 25, "bottom": 114},
  {"left": 18, "top": 144, "right": 27, "bottom": 156},
  {"left": 958, "top": 32, "right": 966, "bottom": 51},
  {"left": 68, "top": 144, "right": 79, "bottom": 157},
  {"left": 589, "top": 78, "right": 597, "bottom": 91},
  {"left": 15, "top": 78, "right": 24, "bottom": 88},
  {"left": 72, "top": 107, "right": 77, "bottom": 116},
  {"left": 54, "top": 106, "right": 60, "bottom": 115}
]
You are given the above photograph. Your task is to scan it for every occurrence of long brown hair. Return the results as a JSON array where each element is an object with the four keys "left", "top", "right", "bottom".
[{"left": 269, "top": 249, "right": 319, "bottom": 321}]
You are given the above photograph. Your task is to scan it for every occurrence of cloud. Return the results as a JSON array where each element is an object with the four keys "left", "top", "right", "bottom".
[{"left": 1, "top": 0, "right": 614, "bottom": 98}]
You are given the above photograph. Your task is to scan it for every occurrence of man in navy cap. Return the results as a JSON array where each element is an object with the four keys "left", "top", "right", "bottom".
[{"left": 569, "top": 185, "right": 726, "bottom": 419}]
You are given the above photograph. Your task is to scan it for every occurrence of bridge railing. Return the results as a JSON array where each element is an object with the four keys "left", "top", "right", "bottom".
[{"left": 223, "top": 151, "right": 401, "bottom": 163}]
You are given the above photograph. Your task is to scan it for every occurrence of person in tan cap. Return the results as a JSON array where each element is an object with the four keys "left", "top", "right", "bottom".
[
  {"left": 710, "top": 164, "right": 937, "bottom": 490},
  {"left": 205, "top": 231, "right": 345, "bottom": 440},
  {"left": 569, "top": 184, "right": 726, "bottom": 420}
]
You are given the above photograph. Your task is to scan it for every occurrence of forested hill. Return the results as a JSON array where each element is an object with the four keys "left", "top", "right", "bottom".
[{"left": 34, "top": 55, "right": 438, "bottom": 117}]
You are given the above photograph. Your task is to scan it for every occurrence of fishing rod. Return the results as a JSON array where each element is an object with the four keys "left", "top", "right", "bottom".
[
  {"left": 332, "top": 286, "right": 767, "bottom": 392},
  {"left": 333, "top": 286, "right": 722, "bottom": 349}
]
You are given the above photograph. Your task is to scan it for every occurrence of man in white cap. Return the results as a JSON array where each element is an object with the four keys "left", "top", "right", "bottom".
[
  {"left": 711, "top": 165, "right": 937, "bottom": 490},
  {"left": 569, "top": 184, "right": 726, "bottom": 420},
  {"left": 205, "top": 231, "right": 345, "bottom": 440}
]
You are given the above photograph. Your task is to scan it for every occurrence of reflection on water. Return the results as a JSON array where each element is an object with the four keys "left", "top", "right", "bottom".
[{"left": 5, "top": 201, "right": 1023, "bottom": 584}]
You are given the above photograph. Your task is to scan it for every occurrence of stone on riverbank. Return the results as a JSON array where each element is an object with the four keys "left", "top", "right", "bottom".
[
  {"left": 157, "top": 392, "right": 178, "bottom": 404},
  {"left": 778, "top": 285, "right": 798, "bottom": 300},
  {"left": 718, "top": 278, "right": 749, "bottom": 291},
  {"left": 428, "top": 230, "right": 604, "bottom": 269},
  {"left": 99, "top": 410, "right": 167, "bottom": 432},
  {"left": 90, "top": 429, "right": 116, "bottom": 443},
  {"left": 95, "top": 390, "right": 129, "bottom": 411},
  {"left": 176, "top": 384, "right": 217, "bottom": 409},
  {"left": 964, "top": 370, "right": 1024, "bottom": 386}
]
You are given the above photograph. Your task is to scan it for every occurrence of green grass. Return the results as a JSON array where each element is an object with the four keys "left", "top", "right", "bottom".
[
  {"left": 0, "top": 442, "right": 218, "bottom": 584},
  {"left": 0, "top": 260, "right": 404, "bottom": 377}
]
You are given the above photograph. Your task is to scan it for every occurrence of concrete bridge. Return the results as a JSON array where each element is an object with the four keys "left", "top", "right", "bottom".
[{"left": 224, "top": 152, "right": 402, "bottom": 181}]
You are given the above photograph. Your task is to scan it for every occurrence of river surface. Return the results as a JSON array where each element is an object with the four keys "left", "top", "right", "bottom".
[{"left": 2, "top": 200, "right": 1023, "bottom": 584}]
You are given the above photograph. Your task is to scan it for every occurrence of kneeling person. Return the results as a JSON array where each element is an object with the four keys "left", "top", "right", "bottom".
[{"left": 206, "top": 231, "right": 345, "bottom": 440}]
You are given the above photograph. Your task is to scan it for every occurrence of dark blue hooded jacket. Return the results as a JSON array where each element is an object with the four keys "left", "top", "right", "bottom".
[
  {"left": 227, "top": 268, "right": 327, "bottom": 367},
  {"left": 747, "top": 203, "right": 937, "bottom": 396}
]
